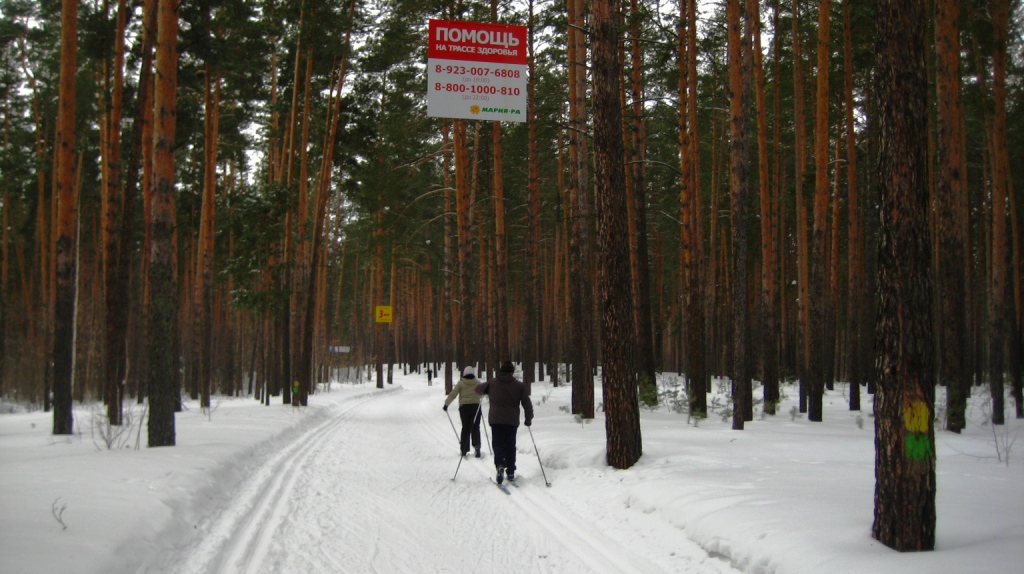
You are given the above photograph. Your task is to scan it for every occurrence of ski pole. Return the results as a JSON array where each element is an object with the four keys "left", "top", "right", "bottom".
[
  {"left": 527, "top": 425, "right": 551, "bottom": 487},
  {"left": 445, "top": 407, "right": 460, "bottom": 443},
  {"left": 452, "top": 450, "right": 465, "bottom": 481},
  {"left": 476, "top": 401, "right": 492, "bottom": 455},
  {"left": 449, "top": 407, "right": 468, "bottom": 480}
]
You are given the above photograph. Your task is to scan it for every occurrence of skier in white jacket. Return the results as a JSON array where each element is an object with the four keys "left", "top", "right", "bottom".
[{"left": 443, "top": 366, "right": 483, "bottom": 457}]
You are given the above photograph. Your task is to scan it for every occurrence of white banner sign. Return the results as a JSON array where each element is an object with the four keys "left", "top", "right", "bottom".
[{"left": 427, "top": 19, "right": 528, "bottom": 123}]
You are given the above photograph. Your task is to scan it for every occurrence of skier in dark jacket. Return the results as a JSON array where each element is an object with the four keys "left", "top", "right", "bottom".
[{"left": 475, "top": 361, "right": 533, "bottom": 484}]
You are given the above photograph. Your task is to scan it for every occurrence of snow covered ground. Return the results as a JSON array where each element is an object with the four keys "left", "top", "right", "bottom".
[{"left": 1, "top": 369, "right": 1021, "bottom": 574}]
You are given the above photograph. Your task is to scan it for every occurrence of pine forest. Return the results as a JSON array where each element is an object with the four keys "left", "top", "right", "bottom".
[{"left": 0, "top": 0, "right": 1022, "bottom": 551}]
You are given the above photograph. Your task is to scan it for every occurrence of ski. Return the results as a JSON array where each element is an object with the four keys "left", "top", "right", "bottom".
[{"left": 490, "top": 478, "right": 511, "bottom": 495}]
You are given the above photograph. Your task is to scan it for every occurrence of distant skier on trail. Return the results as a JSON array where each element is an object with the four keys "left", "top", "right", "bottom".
[
  {"left": 475, "top": 361, "right": 533, "bottom": 484},
  {"left": 443, "top": 366, "right": 483, "bottom": 458}
]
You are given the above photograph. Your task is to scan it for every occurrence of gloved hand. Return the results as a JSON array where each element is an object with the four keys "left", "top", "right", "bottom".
[
  {"left": 525, "top": 420, "right": 532, "bottom": 426},
  {"left": 442, "top": 404, "right": 448, "bottom": 411}
]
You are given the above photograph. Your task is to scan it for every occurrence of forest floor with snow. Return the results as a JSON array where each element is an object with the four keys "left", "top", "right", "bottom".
[{"left": 1, "top": 369, "right": 1021, "bottom": 574}]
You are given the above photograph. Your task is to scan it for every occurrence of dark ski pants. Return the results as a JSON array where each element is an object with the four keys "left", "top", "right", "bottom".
[
  {"left": 459, "top": 404, "right": 482, "bottom": 454},
  {"left": 491, "top": 424, "right": 518, "bottom": 475}
]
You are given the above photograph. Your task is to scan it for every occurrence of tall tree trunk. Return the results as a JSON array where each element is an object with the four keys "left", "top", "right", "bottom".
[
  {"left": 442, "top": 119, "right": 454, "bottom": 393},
  {"left": 195, "top": 69, "right": 220, "bottom": 411},
  {"left": 727, "top": 0, "right": 751, "bottom": 430},
  {"left": 490, "top": 0, "right": 509, "bottom": 362},
  {"left": 772, "top": 0, "right": 785, "bottom": 384},
  {"left": 678, "top": 0, "right": 694, "bottom": 409},
  {"left": 829, "top": 137, "right": 841, "bottom": 388},
  {"left": 455, "top": 118, "right": 472, "bottom": 367},
  {"left": 592, "top": 0, "right": 641, "bottom": 469},
  {"left": 388, "top": 252, "right": 397, "bottom": 384},
  {"left": 843, "top": 0, "right": 863, "bottom": 412},
  {"left": 52, "top": 0, "right": 78, "bottom": 435},
  {"left": 148, "top": 0, "right": 180, "bottom": 447},
  {"left": 685, "top": 0, "right": 708, "bottom": 414},
  {"left": 872, "top": 0, "right": 935, "bottom": 550},
  {"left": 792, "top": 0, "right": 811, "bottom": 412},
  {"left": 374, "top": 207, "right": 385, "bottom": 388},
  {"left": 628, "top": 0, "right": 657, "bottom": 406},
  {"left": 0, "top": 97, "right": 8, "bottom": 401},
  {"left": 1011, "top": 183, "right": 1023, "bottom": 418},
  {"left": 293, "top": 48, "right": 314, "bottom": 405},
  {"left": 103, "top": 0, "right": 129, "bottom": 426},
  {"left": 809, "top": 0, "right": 831, "bottom": 422},
  {"left": 135, "top": 0, "right": 158, "bottom": 404},
  {"left": 568, "top": 0, "right": 594, "bottom": 419},
  {"left": 752, "top": 0, "right": 778, "bottom": 415},
  {"left": 46, "top": 135, "right": 58, "bottom": 412},
  {"left": 935, "top": 0, "right": 969, "bottom": 431},
  {"left": 523, "top": 0, "right": 541, "bottom": 390},
  {"left": 989, "top": 0, "right": 1010, "bottom": 426},
  {"left": 491, "top": 117, "right": 508, "bottom": 359}
]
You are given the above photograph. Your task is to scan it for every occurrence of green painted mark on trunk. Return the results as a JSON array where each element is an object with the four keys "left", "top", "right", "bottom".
[{"left": 904, "top": 433, "right": 932, "bottom": 461}]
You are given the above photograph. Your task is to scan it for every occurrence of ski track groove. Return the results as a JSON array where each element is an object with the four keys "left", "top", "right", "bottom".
[
  {"left": 163, "top": 385, "right": 726, "bottom": 573},
  {"left": 168, "top": 390, "right": 396, "bottom": 574},
  {"left": 428, "top": 394, "right": 664, "bottom": 573}
]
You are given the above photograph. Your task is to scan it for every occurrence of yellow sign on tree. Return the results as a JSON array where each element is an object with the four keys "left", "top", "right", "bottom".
[{"left": 375, "top": 306, "right": 394, "bottom": 323}]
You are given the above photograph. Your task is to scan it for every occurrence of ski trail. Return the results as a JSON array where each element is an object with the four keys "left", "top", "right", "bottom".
[
  {"left": 159, "top": 384, "right": 738, "bottom": 573},
  {"left": 166, "top": 390, "right": 396, "bottom": 574},
  {"left": 417, "top": 391, "right": 731, "bottom": 574},
  {"left": 453, "top": 448, "right": 662, "bottom": 573}
]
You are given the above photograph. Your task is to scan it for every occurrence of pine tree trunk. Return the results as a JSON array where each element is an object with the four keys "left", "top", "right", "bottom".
[
  {"left": 388, "top": 253, "right": 397, "bottom": 384},
  {"left": 373, "top": 207, "right": 385, "bottom": 388},
  {"left": 792, "top": 0, "right": 810, "bottom": 412},
  {"left": 134, "top": 0, "right": 158, "bottom": 404},
  {"left": 829, "top": 137, "right": 841, "bottom": 388},
  {"left": 628, "top": 0, "right": 657, "bottom": 406},
  {"left": 195, "top": 69, "right": 219, "bottom": 411},
  {"left": 772, "top": 0, "right": 786, "bottom": 383},
  {"left": 592, "top": 0, "right": 641, "bottom": 469},
  {"left": 489, "top": 1, "right": 509, "bottom": 362},
  {"left": 678, "top": 0, "right": 697, "bottom": 412},
  {"left": 491, "top": 118, "right": 508, "bottom": 359},
  {"left": 843, "top": 0, "right": 863, "bottom": 412},
  {"left": 808, "top": 0, "right": 831, "bottom": 422},
  {"left": 568, "top": 0, "right": 594, "bottom": 419},
  {"left": 293, "top": 48, "right": 314, "bottom": 405},
  {"left": 727, "top": 0, "right": 751, "bottom": 430},
  {"left": 148, "top": 0, "right": 180, "bottom": 447},
  {"left": 935, "top": 0, "right": 969, "bottom": 431},
  {"left": 1010, "top": 185, "right": 1023, "bottom": 418},
  {"left": 454, "top": 119, "right": 472, "bottom": 367},
  {"left": 102, "top": 0, "right": 130, "bottom": 426},
  {"left": 872, "top": 0, "right": 935, "bottom": 550},
  {"left": 686, "top": 0, "right": 708, "bottom": 413},
  {"left": 442, "top": 119, "right": 454, "bottom": 393},
  {"left": 989, "top": 0, "right": 1010, "bottom": 426},
  {"left": 751, "top": 0, "right": 778, "bottom": 415},
  {"left": 0, "top": 101, "right": 7, "bottom": 401},
  {"left": 523, "top": 0, "right": 541, "bottom": 390},
  {"left": 52, "top": 0, "right": 78, "bottom": 435}
]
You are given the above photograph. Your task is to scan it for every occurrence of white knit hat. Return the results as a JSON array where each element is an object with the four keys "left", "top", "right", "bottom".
[{"left": 463, "top": 366, "right": 476, "bottom": 377}]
